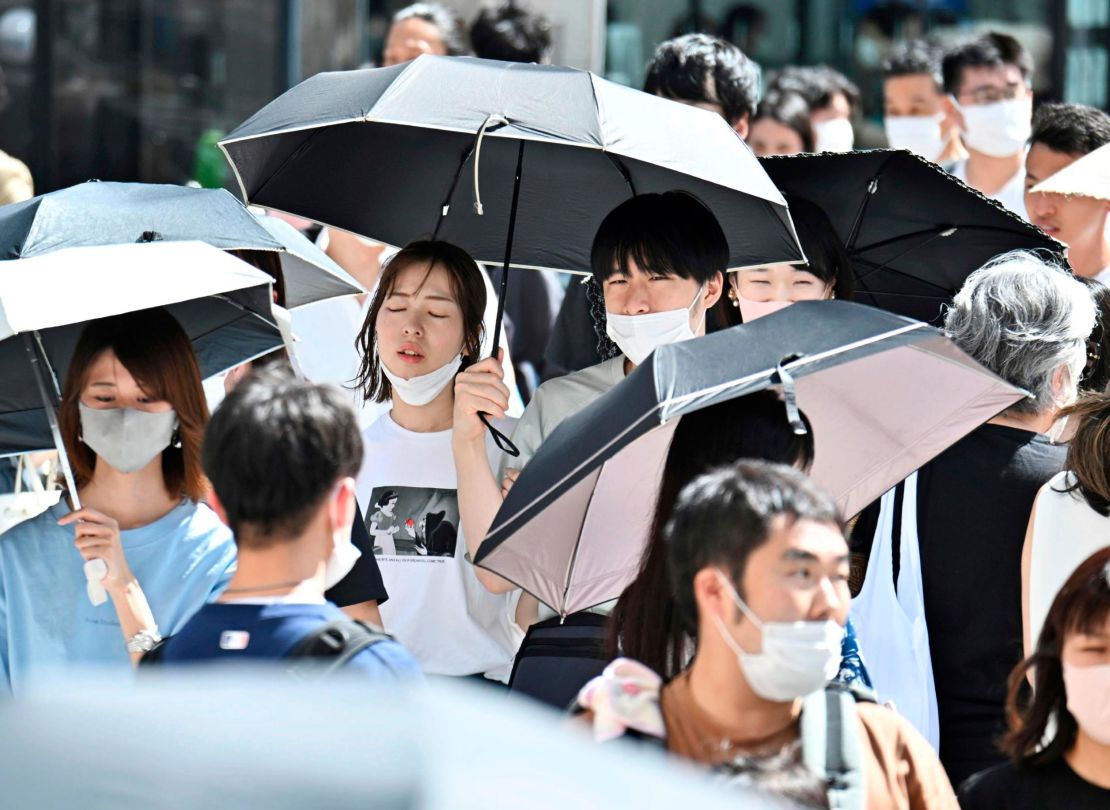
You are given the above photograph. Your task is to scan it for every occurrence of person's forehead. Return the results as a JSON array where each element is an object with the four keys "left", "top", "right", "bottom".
[
  {"left": 961, "top": 63, "right": 1021, "bottom": 91},
  {"left": 389, "top": 263, "right": 457, "bottom": 301},
  {"left": 1026, "top": 142, "right": 1080, "bottom": 180},
  {"left": 387, "top": 16, "right": 444, "bottom": 46},
  {"left": 755, "top": 516, "right": 848, "bottom": 562},
  {"left": 750, "top": 118, "right": 799, "bottom": 141},
  {"left": 884, "top": 74, "right": 941, "bottom": 101}
]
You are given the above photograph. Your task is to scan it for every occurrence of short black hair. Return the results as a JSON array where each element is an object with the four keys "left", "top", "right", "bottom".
[
  {"left": 751, "top": 90, "right": 815, "bottom": 152},
  {"left": 1030, "top": 102, "right": 1110, "bottom": 156},
  {"left": 1077, "top": 277, "right": 1110, "bottom": 393},
  {"left": 644, "top": 33, "right": 760, "bottom": 126},
  {"left": 942, "top": 31, "right": 1032, "bottom": 95},
  {"left": 392, "top": 3, "right": 469, "bottom": 56},
  {"left": 591, "top": 191, "right": 728, "bottom": 285},
  {"left": 666, "top": 460, "right": 843, "bottom": 634},
  {"left": 470, "top": 2, "right": 550, "bottom": 63},
  {"left": 203, "top": 367, "right": 363, "bottom": 546},
  {"left": 883, "top": 39, "right": 942, "bottom": 88},
  {"left": 769, "top": 65, "right": 860, "bottom": 115}
]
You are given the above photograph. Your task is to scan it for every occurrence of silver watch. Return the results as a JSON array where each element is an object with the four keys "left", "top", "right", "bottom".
[{"left": 126, "top": 627, "right": 162, "bottom": 653}]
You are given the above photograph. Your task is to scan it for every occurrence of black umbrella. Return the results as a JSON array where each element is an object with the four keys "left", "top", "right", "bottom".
[
  {"left": 473, "top": 301, "right": 1024, "bottom": 616},
  {"left": 759, "top": 150, "right": 1065, "bottom": 324},
  {"left": 218, "top": 54, "right": 803, "bottom": 350}
]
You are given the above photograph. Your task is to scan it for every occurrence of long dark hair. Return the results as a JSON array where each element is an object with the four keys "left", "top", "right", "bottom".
[
  {"left": 1057, "top": 392, "right": 1110, "bottom": 516},
  {"left": 354, "top": 240, "right": 486, "bottom": 404},
  {"left": 716, "top": 194, "right": 854, "bottom": 328},
  {"left": 606, "top": 390, "right": 815, "bottom": 678},
  {"left": 1002, "top": 547, "right": 1110, "bottom": 764}
]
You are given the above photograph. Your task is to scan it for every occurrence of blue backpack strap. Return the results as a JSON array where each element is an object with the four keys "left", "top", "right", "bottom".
[{"left": 801, "top": 684, "right": 866, "bottom": 810}]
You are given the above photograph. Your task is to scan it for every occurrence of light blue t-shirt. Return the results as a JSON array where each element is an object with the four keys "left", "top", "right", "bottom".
[{"left": 0, "top": 498, "right": 236, "bottom": 694}]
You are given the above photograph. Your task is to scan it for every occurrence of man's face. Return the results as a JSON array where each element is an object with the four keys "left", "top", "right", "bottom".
[
  {"left": 726, "top": 516, "right": 850, "bottom": 656},
  {"left": 1025, "top": 143, "right": 1110, "bottom": 247},
  {"left": 383, "top": 17, "right": 447, "bottom": 67},
  {"left": 955, "top": 63, "right": 1029, "bottom": 107},
  {"left": 601, "top": 258, "right": 717, "bottom": 332},
  {"left": 884, "top": 73, "right": 945, "bottom": 118},
  {"left": 809, "top": 91, "right": 852, "bottom": 124}
]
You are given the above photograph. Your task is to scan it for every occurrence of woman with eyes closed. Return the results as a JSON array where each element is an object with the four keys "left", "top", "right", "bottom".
[
  {"left": 352, "top": 240, "right": 521, "bottom": 682},
  {"left": 716, "top": 194, "right": 855, "bottom": 327},
  {"left": 0, "top": 308, "right": 237, "bottom": 694}
]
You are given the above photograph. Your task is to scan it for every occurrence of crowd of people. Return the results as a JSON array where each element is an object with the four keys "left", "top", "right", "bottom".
[{"left": 1, "top": 2, "right": 1110, "bottom": 808}]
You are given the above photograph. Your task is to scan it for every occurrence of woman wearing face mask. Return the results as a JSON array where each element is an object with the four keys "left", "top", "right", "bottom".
[
  {"left": 718, "top": 194, "right": 855, "bottom": 327},
  {"left": 0, "top": 308, "right": 236, "bottom": 694},
  {"left": 960, "top": 547, "right": 1110, "bottom": 808},
  {"left": 353, "top": 240, "right": 520, "bottom": 682}
]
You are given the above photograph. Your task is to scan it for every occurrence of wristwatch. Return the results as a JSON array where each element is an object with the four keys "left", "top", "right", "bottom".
[{"left": 126, "top": 627, "right": 162, "bottom": 653}]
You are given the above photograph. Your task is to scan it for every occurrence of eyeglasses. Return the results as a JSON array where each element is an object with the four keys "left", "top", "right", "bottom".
[{"left": 959, "top": 84, "right": 1028, "bottom": 105}]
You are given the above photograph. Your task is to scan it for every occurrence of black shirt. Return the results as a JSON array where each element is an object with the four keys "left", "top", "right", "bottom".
[
  {"left": 851, "top": 424, "right": 1065, "bottom": 788},
  {"left": 324, "top": 502, "right": 388, "bottom": 607},
  {"left": 959, "top": 758, "right": 1110, "bottom": 809}
]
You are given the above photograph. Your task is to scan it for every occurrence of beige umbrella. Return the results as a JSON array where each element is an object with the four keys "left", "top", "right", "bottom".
[{"left": 1031, "top": 142, "right": 1110, "bottom": 200}]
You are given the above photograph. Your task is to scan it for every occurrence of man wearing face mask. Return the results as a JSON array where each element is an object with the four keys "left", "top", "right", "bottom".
[
  {"left": 883, "top": 40, "right": 967, "bottom": 167},
  {"left": 453, "top": 192, "right": 724, "bottom": 598},
  {"left": 769, "top": 65, "right": 859, "bottom": 153},
  {"left": 941, "top": 32, "right": 1034, "bottom": 219},
  {"left": 575, "top": 462, "right": 957, "bottom": 809},
  {"left": 153, "top": 369, "right": 420, "bottom": 678}
]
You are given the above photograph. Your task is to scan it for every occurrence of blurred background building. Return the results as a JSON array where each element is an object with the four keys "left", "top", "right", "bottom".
[{"left": 1, "top": 0, "right": 1105, "bottom": 193}]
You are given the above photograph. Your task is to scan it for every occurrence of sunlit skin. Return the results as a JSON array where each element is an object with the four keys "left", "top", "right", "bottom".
[
  {"left": 1024, "top": 143, "right": 1110, "bottom": 278},
  {"left": 730, "top": 263, "right": 833, "bottom": 303},
  {"left": 747, "top": 118, "right": 806, "bottom": 157},
  {"left": 1062, "top": 611, "right": 1110, "bottom": 789},
  {"left": 662, "top": 96, "right": 750, "bottom": 139},
  {"left": 883, "top": 73, "right": 966, "bottom": 163},
  {"left": 382, "top": 17, "right": 447, "bottom": 67},
  {"left": 683, "top": 517, "right": 850, "bottom": 740},
  {"left": 954, "top": 63, "right": 1031, "bottom": 195}
]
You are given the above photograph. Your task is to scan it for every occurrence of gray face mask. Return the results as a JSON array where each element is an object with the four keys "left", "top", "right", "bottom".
[{"left": 78, "top": 402, "right": 179, "bottom": 474}]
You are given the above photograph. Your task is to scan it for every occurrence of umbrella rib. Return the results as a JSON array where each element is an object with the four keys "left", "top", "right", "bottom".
[
  {"left": 844, "top": 153, "right": 895, "bottom": 251},
  {"left": 852, "top": 223, "right": 1049, "bottom": 255},
  {"left": 250, "top": 129, "right": 325, "bottom": 205},
  {"left": 560, "top": 476, "right": 602, "bottom": 616},
  {"left": 853, "top": 253, "right": 959, "bottom": 294}
]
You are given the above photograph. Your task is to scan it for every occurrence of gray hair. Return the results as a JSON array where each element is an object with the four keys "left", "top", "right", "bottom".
[
  {"left": 945, "top": 251, "right": 1096, "bottom": 415},
  {"left": 392, "top": 3, "right": 470, "bottom": 56}
]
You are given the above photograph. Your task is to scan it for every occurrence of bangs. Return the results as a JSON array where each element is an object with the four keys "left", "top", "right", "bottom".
[
  {"left": 603, "top": 234, "right": 692, "bottom": 281},
  {"left": 1067, "top": 590, "right": 1110, "bottom": 638}
]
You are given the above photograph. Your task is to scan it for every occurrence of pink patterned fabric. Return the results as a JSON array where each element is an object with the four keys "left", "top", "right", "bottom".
[{"left": 577, "top": 658, "right": 666, "bottom": 742}]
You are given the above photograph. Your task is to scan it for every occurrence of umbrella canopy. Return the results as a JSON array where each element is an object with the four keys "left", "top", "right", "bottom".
[
  {"left": 0, "top": 181, "right": 364, "bottom": 309},
  {"left": 0, "top": 240, "right": 281, "bottom": 456},
  {"left": 760, "top": 150, "right": 1064, "bottom": 324},
  {"left": 475, "top": 301, "right": 1025, "bottom": 616},
  {"left": 218, "top": 54, "right": 802, "bottom": 276},
  {"left": 1031, "top": 141, "right": 1110, "bottom": 201}
]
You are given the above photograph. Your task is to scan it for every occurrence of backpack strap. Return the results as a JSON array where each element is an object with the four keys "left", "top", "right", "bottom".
[
  {"left": 286, "top": 620, "right": 393, "bottom": 679},
  {"left": 801, "top": 684, "right": 865, "bottom": 810}
]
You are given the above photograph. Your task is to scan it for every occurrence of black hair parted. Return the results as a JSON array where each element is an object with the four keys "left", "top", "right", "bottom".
[
  {"left": 644, "top": 33, "right": 760, "bottom": 126},
  {"left": 590, "top": 191, "right": 728, "bottom": 285},
  {"left": 203, "top": 366, "right": 363, "bottom": 547},
  {"left": 883, "top": 39, "right": 943, "bottom": 87},
  {"left": 665, "top": 460, "right": 842, "bottom": 635},
  {"left": 942, "top": 31, "right": 1032, "bottom": 95},
  {"left": 470, "top": 1, "right": 551, "bottom": 64},
  {"left": 768, "top": 65, "right": 860, "bottom": 115},
  {"left": 1030, "top": 102, "right": 1110, "bottom": 157}
]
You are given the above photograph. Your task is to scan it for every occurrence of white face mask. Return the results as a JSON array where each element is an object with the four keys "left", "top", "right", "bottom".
[
  {"left": 1064, "top": 662, "right": 1110, "bottom": 746},
  {"left": 711, "top": 570, "right": 843, "bottom": 702},
  {"left": 885, "top": 114, "right": 948, "bottom": 162},
  {"left": 737, "top": 294, "right": 792, "bottom": 323},
  {"left": 605, "top": 287, "right": 705, "bottom": 366},
  {"left": 813, "top": 118, "right": 855, "bottom": 153},
  {"left": 78, "top": 402, "right": 178, "bottom": 474},
  {"left": 380, "top": 351, "right": 463, "bottom": 406},
  {"left": 956, "top": 96, "right": 1032, "bottom": 158}
]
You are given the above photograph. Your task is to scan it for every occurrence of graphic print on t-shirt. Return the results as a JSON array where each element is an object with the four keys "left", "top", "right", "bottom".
[{"left": 365, "top": 486, "right": 459, "bottom": 558}]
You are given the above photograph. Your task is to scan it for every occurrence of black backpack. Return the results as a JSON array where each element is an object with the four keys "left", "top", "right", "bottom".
[
  {"left": 507, "top": 612, "right": 610, "bottom": 709},
  {"left": 140, "top": 620, "right": 393, "bottom": 679}
]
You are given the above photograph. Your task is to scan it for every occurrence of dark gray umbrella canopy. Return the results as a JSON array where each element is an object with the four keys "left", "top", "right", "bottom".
[
  {"left": 219, "top": 55, "right": 803, "bottom": 274},
  {"left": 0, "top": 181, "right": 363, "bottom": 309},
  {"left": 760, "top": 150, "right": 1065, "bottom": 324},
  {"left": 474, "top": 301, "right": 1025, "bottom": 615}
]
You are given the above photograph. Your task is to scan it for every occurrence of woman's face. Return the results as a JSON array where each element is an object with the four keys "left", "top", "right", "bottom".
[
  {"left": 731, "top": 263, "right": 833, "bottom": 303},
  {"left": 79, "top": 349, "right": 172, "bottom": 413},
  {"left": 1062, "top": 611, "right": 1110, "bottom": 670},
  {"left": 748, "top": 118, "right": 806, "bottom": 157},
  {"left": 375, "top": 262, "right": 465, "bottom": 380}
]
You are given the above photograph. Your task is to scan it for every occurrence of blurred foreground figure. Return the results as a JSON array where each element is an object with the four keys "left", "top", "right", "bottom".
[
  {"left": 150, "top": 367, "right": 419, "bottom": 680},
  {"left": 578, "top": 461, "right": 956, "bottom": 809}
]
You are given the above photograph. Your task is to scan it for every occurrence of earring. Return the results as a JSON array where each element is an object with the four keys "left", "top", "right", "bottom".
[
  {"left": 171, "top": 429, "right": 182, "bottom": 449},
  {"left": 728, "top": 288, "right": 739, "bottom": 308}
]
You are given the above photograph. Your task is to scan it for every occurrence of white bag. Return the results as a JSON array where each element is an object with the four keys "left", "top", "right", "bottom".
[
  {"left": 849, "top": 472, "right": 940, "bottom": 749},
  {"left": 0, "top": 455, "right": 62, "bottom": 536}
]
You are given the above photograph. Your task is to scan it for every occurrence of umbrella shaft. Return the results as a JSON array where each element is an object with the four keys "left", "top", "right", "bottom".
[
  {"left": 490, "top": 139, "right": 526, "bottom": 355},
  {"left": 23, "top": 332, "right": 81, "bottom": 510}
]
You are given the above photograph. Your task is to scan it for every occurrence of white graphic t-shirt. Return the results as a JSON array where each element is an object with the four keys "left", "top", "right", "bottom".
[{"left": 356, "top": 412, "right": 522, "bottom": 681}]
